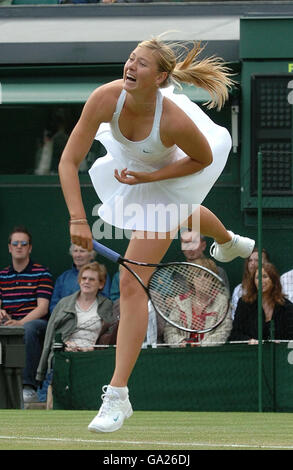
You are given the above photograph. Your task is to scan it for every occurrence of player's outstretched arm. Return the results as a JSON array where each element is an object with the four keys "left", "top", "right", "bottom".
[{"left": 58, "top": 82, "right": 121, "bottom": 250}]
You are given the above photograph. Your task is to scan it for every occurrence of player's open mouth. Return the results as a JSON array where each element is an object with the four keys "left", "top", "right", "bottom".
[{"left": 126, "top": 74, "right": 136, "bottom": 82}]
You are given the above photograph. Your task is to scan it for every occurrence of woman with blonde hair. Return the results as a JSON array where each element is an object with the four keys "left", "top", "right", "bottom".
[
  {"left": 36, "top": 262, "right": 115, "bottom": 387},
  {"left": 58, "top": 37, "right": 255, "bottom": 432}
]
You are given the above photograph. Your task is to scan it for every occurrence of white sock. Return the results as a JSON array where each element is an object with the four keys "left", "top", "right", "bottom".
[{"left": 107, "top": 385, "right": 128, "bottom": 401}]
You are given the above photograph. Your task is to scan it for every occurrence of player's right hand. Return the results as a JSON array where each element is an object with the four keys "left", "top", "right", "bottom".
[{"left": 70, "top": 223, "right": 93, "bottom": 251}]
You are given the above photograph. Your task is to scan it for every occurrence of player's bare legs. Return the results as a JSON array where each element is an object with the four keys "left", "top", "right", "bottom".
[
  {"left": 188, "top": 205, "right": 255, "bottom": 262},
  {"left": 111, "top": 231, "right": 174, "bottom": 387},
  {"left": 110, "top": 204, "right": 232, "bottom": 381},
  {"left": 191, "top": 205, "right": 232, "bottom": 244},
  {"left": 88, "top": 231, "right": 174, "bottom": 433}
]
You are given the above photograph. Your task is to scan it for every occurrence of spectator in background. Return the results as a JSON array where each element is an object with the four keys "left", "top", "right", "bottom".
[
  {"left": 163, "top": 257, "right": 232, "bottom": 346},
  {"left": 37, "top": 262, "right": 115, "bottom": 385},
  {"left": 142, "top": 301, "right": 158, "bottom": 348},
  {"left": 281, "top": 268, "right": 293, "bottom": 303},
  {"left": 101, "top": 0, "right": 152, "bottom": 3},
  {"left": 231, "top": 247, "right": 270, "bottom": 319},
  {"left": 228, "top": 262, "right": 293, "bottom": 343},
  {"left": 50, "top": 243, "right": 111, "bottom": 313},
  {"left": 181, "top": 229, "right": 230, "bottom": 293},
  {"left": 34, "top": 108, "right": 69, "bottom": 176},
  {"left": 60, "top": 0, "right": 152, "bottom": 3},
  {"left": 0, "top": 226, "right": 53, "bottom": 403},
  {"left": 109, "top": 267, "right": 122, "bottom": 336}
]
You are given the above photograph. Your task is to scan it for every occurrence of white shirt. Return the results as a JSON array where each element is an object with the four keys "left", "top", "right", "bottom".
[
  {"left": 281, "top": 270, "right": 293, "bottom": 302},
  {"left": 67, "top": 299, "right": 102, "bottom": 349},
  {"left": 231, "top": 283, "right": 243, "bottom": 319},
  {"left": 142, "top": 301, "right": 158, "bottom": 348}
]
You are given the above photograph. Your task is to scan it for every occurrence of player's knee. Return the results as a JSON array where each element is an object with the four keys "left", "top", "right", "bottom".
[{"left": 119, "top": 269, "right": 141, "bottom": 299}]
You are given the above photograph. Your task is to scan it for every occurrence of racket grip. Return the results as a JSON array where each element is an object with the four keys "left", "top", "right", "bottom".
[{"left": 92, "top": 240, "right": 121, "bottom": 264}]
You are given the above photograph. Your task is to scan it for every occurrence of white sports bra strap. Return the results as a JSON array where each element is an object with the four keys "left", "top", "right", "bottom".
[
  {"left": 152, "top": 90, "right": 163, "bottom": 131},
  {"left": 114, "top": 89, "right": 127, "bottom": 116}
]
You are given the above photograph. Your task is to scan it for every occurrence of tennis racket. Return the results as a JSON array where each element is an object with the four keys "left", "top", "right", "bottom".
[{"left": 93, "top": 239, "right": 230, "bottom": 334}]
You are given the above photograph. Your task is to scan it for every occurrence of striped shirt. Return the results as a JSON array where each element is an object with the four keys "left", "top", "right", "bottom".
[{"left": 0, "top": 260, "right": 54, "bottom": 319}]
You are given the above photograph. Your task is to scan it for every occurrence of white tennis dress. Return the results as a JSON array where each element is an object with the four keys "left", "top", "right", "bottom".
[{"left": 89, "top": 86, "right": 232, "bottom": 233}]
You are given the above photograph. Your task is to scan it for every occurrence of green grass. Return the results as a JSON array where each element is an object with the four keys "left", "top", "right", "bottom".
[{"left": 0, "top": 410, "right": 293, "bottom": 450}]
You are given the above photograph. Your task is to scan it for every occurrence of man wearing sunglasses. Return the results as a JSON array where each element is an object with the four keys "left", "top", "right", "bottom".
[{"left": 0, "top": 226, "right": 53, "bottom": 404}]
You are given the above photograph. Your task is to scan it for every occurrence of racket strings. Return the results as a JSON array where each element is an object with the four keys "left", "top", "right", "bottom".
[{"left": 148, "top": 263, "right": 229, "bottom": 333}]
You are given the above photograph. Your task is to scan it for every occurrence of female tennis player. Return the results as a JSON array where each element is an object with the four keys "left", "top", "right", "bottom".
[{"left": 58, "top": 38, "right": 255, "bottom": 433}]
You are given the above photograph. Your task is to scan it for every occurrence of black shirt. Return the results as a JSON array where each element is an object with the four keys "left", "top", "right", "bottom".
[{"left": 228, "top": 297, "right": 293, "bottom": 341}]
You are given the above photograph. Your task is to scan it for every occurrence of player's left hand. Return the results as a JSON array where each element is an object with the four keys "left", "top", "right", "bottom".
[{"left": 114, "top": 168, "right": 152, "bottom": 185}]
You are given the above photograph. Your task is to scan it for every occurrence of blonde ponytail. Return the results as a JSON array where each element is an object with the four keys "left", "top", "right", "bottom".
[
  {"left": 138, "top": 38, "right": 235, "bottom": 110},
  {"left": 172, "top": 42, "right": 234, "bottom": 110}
]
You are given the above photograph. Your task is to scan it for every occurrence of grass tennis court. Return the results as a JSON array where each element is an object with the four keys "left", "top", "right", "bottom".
[{"left": 0, "top": 410, "right": 293, "bottom": 450}]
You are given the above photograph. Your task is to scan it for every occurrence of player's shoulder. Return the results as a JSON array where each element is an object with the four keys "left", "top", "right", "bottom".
[
  {"left": 160, "top": 94, "right": 193, "bottom": 145},
  {"left": 84, "top": 79, "right": 124, "bottom": 122},
  {"left": 90, "top": 79, "right": 124, "bottom": 107},
  {"left": 162, "top": 95, "right": 191, "bottom": 131}
]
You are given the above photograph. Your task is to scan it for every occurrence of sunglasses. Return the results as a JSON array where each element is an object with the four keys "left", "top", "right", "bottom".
[{"left": 10, "top": 241, "right": 29, "bottom": 247}]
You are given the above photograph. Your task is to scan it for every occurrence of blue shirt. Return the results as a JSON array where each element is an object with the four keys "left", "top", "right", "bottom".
[
  {"left": 49, "top": 265, "right": 111, "bottom": 313},
  {"left": 110, "top": 272, "right": 120, "bottom": 302}
]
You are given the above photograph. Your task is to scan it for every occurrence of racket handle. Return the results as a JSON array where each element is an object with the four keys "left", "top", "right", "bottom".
[{"left": 92, "top": 240, "right": 121, "bottom": 264}]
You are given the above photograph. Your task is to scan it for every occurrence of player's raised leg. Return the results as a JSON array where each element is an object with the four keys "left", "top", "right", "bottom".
[{"left": 188, "top": 205, "right": 255, "bottom": 262}]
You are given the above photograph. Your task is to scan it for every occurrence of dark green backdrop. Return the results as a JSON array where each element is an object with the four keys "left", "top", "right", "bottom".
[{"left": 52, "top": 343, "right": 293, "bottom": 412}]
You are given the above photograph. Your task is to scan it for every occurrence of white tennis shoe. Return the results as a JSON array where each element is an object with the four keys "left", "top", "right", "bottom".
[
  {"left": 88, "top": 385, "right": 133, "bottom": 433},
  {"left": 210, "top": 231, "right": 255, "bottom": 263}
]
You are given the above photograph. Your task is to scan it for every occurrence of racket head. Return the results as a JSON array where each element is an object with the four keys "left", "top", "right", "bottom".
[{"left": 147, "top": 262, "right": 230, "bottom": 334}]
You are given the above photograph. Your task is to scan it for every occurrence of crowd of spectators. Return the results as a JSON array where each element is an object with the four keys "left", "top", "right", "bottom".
[
  {"left": 1, "top": 225, "right": 293, "bottom": 407},
  {"left": 0, "top": 0, "right": 154, "bottom": 5}
]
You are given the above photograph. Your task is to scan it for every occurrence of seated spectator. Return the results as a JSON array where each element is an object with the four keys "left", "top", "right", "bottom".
[
  {"left": 95, "top": 0, "right": 152, "bottom": 3},
  {"left": 34, "top": 109, "right": 68, "bottom": 175},
  {"left": 50, "top": 243, "right": 111, "bottom": 313},
  {"left": 281, "top": 268, "right": 293, "bottom": 303},
  {"left": 142, "top": 301, "right": 158, "bottom": 348},
  {"left": 231, "top": 247, "right": 270, "bottom": 319},
  {"left": 228, "top": 262, "right": 293, "bottom": 343},
  {"left": 164, "top": 258, "right": 232, "bottom": 347},
  {"left": 0, "top": 226, "right": 53, "bottom": 404},
  {"left": 36, "top": 262, "right": 115, "bottom": 384},
  {"left": 181, "top": 229, "right": 230, "bottom": 293}
]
